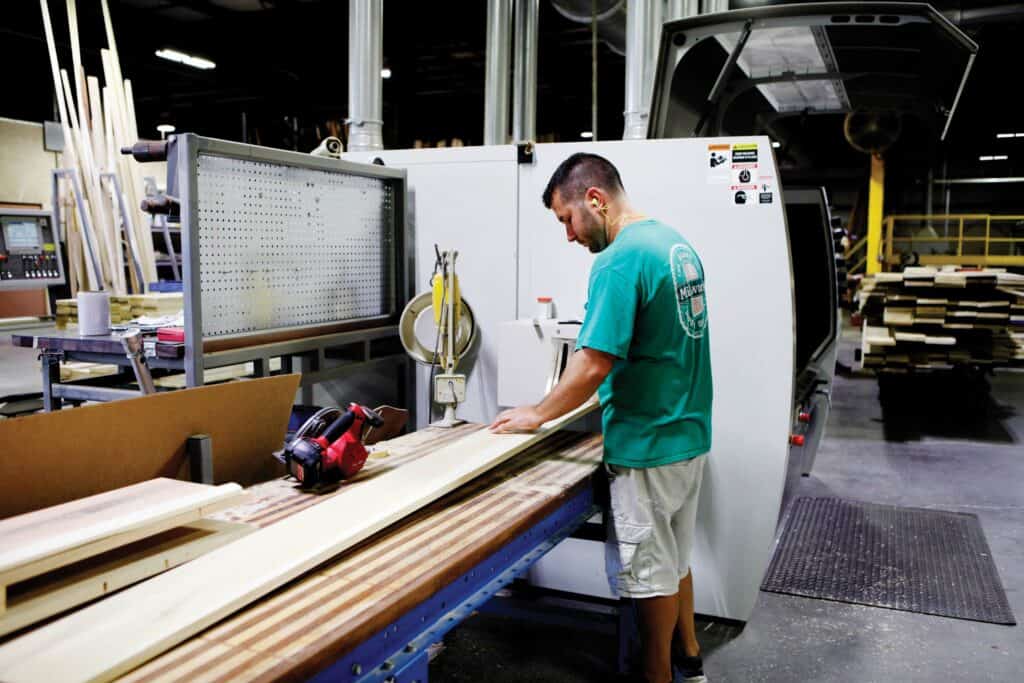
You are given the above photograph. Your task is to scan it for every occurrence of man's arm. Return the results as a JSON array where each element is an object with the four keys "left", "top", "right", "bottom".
[{"left": 489, "top": 347, "right": 615, "bottom": 432}]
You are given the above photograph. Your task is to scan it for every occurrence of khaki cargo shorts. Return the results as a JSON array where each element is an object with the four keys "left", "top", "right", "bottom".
[{"left": 604, "top": 455, "right": 706, "bottom": 599}]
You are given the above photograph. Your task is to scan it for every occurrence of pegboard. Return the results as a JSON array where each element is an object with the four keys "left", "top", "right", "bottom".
[{"left": 193, "top": 153, "right": 398, "bottom": 338}]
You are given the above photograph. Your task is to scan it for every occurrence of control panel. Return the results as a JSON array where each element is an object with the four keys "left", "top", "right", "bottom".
[{"left": 0, "top": 209, "right": 65, "bottom": 290}]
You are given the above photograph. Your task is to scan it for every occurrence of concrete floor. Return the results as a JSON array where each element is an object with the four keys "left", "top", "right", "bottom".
[{"left": 432, "top": 327, "right": 1024, "bottom": 683}]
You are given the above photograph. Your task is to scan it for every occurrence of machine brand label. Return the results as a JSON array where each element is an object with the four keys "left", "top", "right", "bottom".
[{"left": 669, "top": 243, "right": 708, "bottom": 339}]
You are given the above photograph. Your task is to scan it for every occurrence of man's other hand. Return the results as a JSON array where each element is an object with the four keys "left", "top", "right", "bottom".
[{"left": 489, "top": 406, "right": 545, "bottom": 433}]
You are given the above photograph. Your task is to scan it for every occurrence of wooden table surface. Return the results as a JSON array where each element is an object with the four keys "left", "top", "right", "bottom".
[{"left": 117, "top": 423, "right": 604, "bottom": 683}]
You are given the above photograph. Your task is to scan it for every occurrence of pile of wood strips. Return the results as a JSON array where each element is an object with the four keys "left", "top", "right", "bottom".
[{"left": 858, "top": 267, "right": 1024, "bottom": 372}]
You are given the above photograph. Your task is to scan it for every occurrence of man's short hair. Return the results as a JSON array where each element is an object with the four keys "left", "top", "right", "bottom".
[{"left": 542, "top": 153, "right": 625, "bottom": 208}]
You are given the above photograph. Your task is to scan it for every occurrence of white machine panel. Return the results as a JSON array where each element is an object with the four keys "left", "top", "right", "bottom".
[
  {"left": 345, "top": 146, "right": 520, "bottom": 427},
  {"left": 195, "top": 153, "right": 395, "bottom": 337},
  {"left": 519, "top": 138, "right": 794, "bottom": 621}
]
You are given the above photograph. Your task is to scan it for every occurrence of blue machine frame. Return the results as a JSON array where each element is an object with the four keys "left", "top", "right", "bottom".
[{"left": 310, "top": 487, "right": 597, "bottom": 683}]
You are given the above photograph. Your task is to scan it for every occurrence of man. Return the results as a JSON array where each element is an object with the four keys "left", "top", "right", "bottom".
[{"left": 490, "top": 153, "right": 713, "bottom": 683}]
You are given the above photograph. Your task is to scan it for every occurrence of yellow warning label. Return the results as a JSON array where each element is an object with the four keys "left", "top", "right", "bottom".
[{"left": 43, "top": 243, "right": 56, "bottom": 252}]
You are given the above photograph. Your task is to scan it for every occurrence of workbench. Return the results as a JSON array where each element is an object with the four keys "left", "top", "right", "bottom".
[
  {"left": 113, "top": 423, "right": 604, "bottom": 683},
  {"left": 11, "top": 325, "right": 409, "bottom": 412}
]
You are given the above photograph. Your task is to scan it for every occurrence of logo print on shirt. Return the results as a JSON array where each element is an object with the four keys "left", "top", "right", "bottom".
[{"left": 669, "top": 243, "right": 708, "bottom": 338}]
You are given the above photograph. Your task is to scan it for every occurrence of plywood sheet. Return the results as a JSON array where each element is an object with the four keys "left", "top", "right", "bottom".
[{"left": 0, "top": 375, "right": 300, "bottom": 519}]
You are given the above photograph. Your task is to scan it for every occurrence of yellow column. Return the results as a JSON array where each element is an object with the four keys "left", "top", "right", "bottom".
[{"left": 866, "top": 154, "right": 885, "bottom": 274}]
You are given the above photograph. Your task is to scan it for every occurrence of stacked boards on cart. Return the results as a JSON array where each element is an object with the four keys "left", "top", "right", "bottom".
[{"left": 858, "top": 267, "right": 1024, "bottom": 372}]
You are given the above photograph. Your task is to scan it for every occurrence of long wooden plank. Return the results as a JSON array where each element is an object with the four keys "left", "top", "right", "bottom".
[
  {"left": 0, "top": 479, "right": 244, "bottom": 587},
  {"left": 0, "top": 520, "right": 254, "bottom": 638},
  {"left": 0, "top": 403, "right": 597, "bottom": 683}
]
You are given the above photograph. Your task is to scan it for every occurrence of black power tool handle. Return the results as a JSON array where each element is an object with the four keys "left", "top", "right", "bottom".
[{"left": 322, "top": 409, "right": 356, "bottom": 443}]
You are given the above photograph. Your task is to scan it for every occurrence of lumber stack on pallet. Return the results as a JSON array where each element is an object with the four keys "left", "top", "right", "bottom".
[{"left": 858, "top": 267, "right": 1024, "bottom": 372}]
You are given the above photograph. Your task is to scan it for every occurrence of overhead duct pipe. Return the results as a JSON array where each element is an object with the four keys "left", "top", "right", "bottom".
[
  {"left": 667, "top": 0, "right": 701, "bottom": 21},
  {"left": 623, "top": 0, "right": 656, "bottom": 139},
  {"left": 513, "top": 0, "right": 539, "bottom": 142},
  {"left": 348, "top": 0, "right": 383, "bottom": 151},
  {"left": 484, "top": 0, "right": 513, "bottom": 145}
]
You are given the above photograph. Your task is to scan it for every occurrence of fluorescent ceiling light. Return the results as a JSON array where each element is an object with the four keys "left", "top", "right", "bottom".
[
  {"left": 580, "top": 131, "right": 593, "bottom": 139},
  {"left": 156, "top": 48, "right": 216, "bottom": 70},
  {"left": 997, "top": 133, "right": 1014, "bottom": 138},
  {"left": 381, "top": 68, "right": 392, "bottom": 79},
  {"left": 771, "top": 140, "right": 781, "bottom": 148},
  {"left": 979, "top": 155, "right": 1009, "bottom": 161},
  {"left": 156, "top": 124, "right": 175, "bottom": 134}
]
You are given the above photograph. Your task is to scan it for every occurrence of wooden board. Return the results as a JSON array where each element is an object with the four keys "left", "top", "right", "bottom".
[
  {"left": 0, "top": 519, "right": 253, "bottom": 638},
  {"left": 0, "top": 375, "right": 299, "bottom": 519},
  {"left": 0, "top": 479, "right": 244, "bottom": 589},
  {"left": 0, "top": 403, "right": 596, "bottom": 683},
  {"left": 121, "top": 430, "right": 602, "bottom": 683}
]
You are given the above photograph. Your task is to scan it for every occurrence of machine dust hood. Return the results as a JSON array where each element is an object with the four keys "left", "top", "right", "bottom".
[{"left": 648, "top": 2, "right": 978, "bottom": 141}]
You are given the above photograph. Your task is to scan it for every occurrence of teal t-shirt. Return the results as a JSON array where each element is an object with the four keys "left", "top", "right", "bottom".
[{"left": 576, "top": 219, "right": 713, "bottom": 468}]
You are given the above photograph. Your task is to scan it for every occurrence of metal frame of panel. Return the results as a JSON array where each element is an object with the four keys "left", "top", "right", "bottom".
[{"left": 174, "top": 134, "right": 408, "bottom": 387}]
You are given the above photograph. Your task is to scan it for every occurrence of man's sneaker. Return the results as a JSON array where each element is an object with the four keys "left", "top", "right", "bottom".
[{"left": 673, "top": 653, "right": 707, "bottom": 683}]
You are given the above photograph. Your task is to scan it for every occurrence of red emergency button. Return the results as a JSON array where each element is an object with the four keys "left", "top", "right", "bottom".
[
  {"left": 798, "top": 412, "right": 811, "bottom": 423},
  {"left": 790, "top": 434, "right": 805, "bottom": 446}
]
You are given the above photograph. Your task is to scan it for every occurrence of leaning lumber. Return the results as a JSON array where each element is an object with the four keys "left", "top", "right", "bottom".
[{"left": 0, "top": 404, "right": 596, "bottom": 683}]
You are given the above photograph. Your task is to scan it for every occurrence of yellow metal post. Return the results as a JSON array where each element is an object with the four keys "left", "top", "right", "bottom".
[{"left": 866, "top": 154, "right": 885, "bottom": 274}]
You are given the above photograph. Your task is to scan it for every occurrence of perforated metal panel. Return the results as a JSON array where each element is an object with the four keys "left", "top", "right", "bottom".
[{"left": 194, "top": 153, "right": 397, "bottom": 338}]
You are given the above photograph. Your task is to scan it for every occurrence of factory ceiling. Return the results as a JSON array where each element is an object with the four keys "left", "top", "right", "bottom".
[{"left": 2, "top": 1, "right": 1023, "bottom": 192}]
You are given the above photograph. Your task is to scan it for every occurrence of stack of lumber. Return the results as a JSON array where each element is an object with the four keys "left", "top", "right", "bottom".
[
  {"left": 127, "top": 292, "right": 183, "bottom": 318},
  {"left": 858, "top": 267, "right": 1024, "bottom": 372},
  {"left": 41, "top": 0, "right": 158, "bottom": 295},
  {"left": 55, "top": 293, "right": 181, "bottom": 329},
  {"left": 55, "top": 295, "right": 134, "bottom": 328},
  {"left": 0, "top": 479, "right": 249, "bottom": 638}
]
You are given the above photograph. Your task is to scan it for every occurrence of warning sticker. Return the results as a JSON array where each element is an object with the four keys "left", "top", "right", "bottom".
[
  {"left": 731, "top": 166, "right": 758, "bottom": 187},
  {"left": 707, "top": 144, "right": 731, "bottom": 185},
  {"left": 731, "top": 143, "right": 758, "bottom": 164}
]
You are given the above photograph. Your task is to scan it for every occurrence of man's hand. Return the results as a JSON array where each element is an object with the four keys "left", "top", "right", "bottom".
[{"left": 489, "top": 405, "right": 545, "bottom": 433}]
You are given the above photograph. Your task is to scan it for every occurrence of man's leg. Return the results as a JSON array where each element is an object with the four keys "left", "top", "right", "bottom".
[
  {"left": 674, "top": 570, "right": 700, "bottom": 657},
  {"left": 635, "top": 593, "right": 680, "bottom": 683}
]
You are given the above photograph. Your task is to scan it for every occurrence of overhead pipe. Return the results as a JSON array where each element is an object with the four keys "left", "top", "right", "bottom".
[
  {"left": 512, "top": 0, "right": 539, "bottom": 142},
  {"left": 623, "top": 0, "right": 655, "bottom": 139},
  {"left": 667, "top": 0, "right": 700, "bottom": 21},
  {"left": 348, "top": 0, "right": 383, "bottom": 151},
  {"left": 484, "top": 0, "right": 513, "bottom": 145}
]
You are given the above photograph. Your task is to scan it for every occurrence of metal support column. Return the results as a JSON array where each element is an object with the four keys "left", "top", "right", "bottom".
[
  {"left": 484, "top": 0, "right": 513, "bottom": 145},
  {"left": 867, "top": 154, "right": 885, "bottom": 274},
  {"left": 348, "top": 0, "right": 384, "bottom": 152},
  {"left": 40, "top": 350, "right": 63, "bottom": 412},
  {"left": 512, "top": 0, "right": 539, "bottom": 142}
]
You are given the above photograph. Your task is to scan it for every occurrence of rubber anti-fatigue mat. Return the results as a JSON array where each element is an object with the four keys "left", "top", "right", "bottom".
[{"left": 761, "top": 497, "right": 1016, "bottom": 625}]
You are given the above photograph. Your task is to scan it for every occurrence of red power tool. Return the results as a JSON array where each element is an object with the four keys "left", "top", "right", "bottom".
[{"left": 280, "top": 403, "right": 384, "bottom": 487}]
